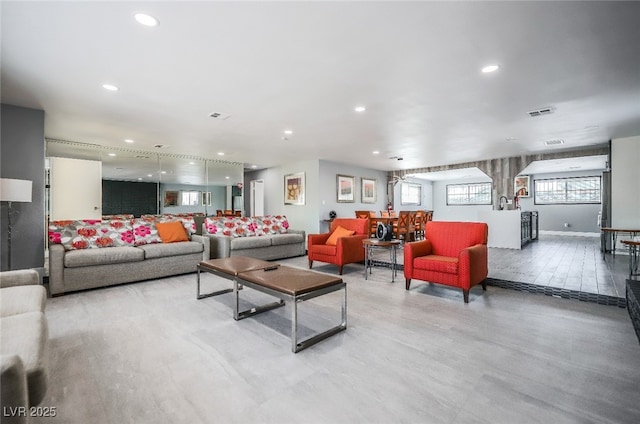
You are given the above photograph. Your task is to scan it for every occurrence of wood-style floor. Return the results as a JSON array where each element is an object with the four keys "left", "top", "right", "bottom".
[{"left": 37, "top": 245, "right": 640, "bottom": 424}]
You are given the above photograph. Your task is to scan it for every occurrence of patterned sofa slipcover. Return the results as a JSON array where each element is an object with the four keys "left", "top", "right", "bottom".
[
  {"left": 202, "top": 215, "right": 305, "bottom": 260},
  {"left": 48, "top": 215, "right": 208, "bottom": 295}
]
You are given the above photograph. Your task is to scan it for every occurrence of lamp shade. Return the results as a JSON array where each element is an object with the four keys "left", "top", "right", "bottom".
[{"left": 0, "top": 178, "right": 33, "bottom": 203}]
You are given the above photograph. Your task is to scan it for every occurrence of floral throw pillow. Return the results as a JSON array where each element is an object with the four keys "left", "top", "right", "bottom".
[
  {"left": 56, "top": 220, "right": 105, "bottom": 250},
  {"left": 132, "top": 219, "right": 163, "bottom": 246},
  {"left": 258, "top": 215, "right": 289, "bottom": 235},
  {"left": 99, "top": 219, "right": 135, "bottom": 247}
]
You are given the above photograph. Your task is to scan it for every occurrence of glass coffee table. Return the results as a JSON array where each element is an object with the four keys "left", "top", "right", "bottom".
[{"left": 362, "top": 238, "right": 402, "bottom": 282}]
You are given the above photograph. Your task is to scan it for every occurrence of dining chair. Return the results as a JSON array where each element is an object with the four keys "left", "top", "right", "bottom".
[
  {"left": 394, "top": 211, "right": 415, "bottom": 243},
  {"left": 414, "top": 210, "right": 424, "bottom": 240},
  {"left": 216, "top": 210, "right": 223, "bottom": 217}
]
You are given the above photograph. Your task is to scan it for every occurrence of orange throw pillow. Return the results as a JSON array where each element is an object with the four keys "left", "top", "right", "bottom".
[
  {"left": 326, "top": 225, "right": 355, "bottom": 245},
  {"left": 155, "top": 221, "right": 189, "bottom": 243}
]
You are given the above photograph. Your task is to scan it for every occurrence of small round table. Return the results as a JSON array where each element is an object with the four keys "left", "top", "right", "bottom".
[
  {"left": 362, "top": 238, "right": 402, "bottom": 282},
  {"left": 621, "top": 240, "right": 640, "bottom": 279}
]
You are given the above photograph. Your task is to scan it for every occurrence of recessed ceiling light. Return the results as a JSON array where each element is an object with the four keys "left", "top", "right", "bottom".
[
  {"left": 354, "top": 106, "right": 366, "bottom": 112},
  {"left": 284, "top": 130, "right": 293, "bottom": 135},
  {"left": 147, "top": 174, "right": 152, "bottom": 177},
  {"left": 161, "top": 171, "right": 167, "bottom": 174},
  {"left": 134, "top": 13, "right": 159, "bottom": 27},
  {"left": 138, "top": 178, "right": 143, "bottom": 181},
  {"left": 372, "top": 151, "right": 380, "bottom": 155},
  {"left": 108, "top": 153, "right": 116, "bottom": 157},
  {"left": 225, "top": 176, "right": 230, "bottom": 179},
  {"left": 124, "top": 139, "right": 134, "bottom": 143},
  {"left": 481, "top": 64, "right": 499, "bottom": 73},
  {"left": 251, "top": 165, "right": 257, "bottom": 169},
  {"left": 102, "top": 84, "right": 119, "bottom": 91},
  {"left": 189, "top": 162, "right": 195, "bottom": 165},
  {"left": 217, "top": 152, "right": 225, "bottom": 156}
]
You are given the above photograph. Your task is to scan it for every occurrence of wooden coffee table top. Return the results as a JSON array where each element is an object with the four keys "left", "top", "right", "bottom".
[
  {"left": 199, "top": 256, "right": 274, "bottom": 276},
  {"left": 362, "top": 238, "right": 401, "bottom": 247},
  {"left": 238, "top": 266, "right": 343, "bottom": 296}
]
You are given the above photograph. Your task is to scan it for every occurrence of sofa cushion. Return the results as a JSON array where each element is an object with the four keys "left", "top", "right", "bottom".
[
  {"left": 99, "top": 219, "right": 135, "bottom": 247},
  {"left": 0, "top": 312, "right": 48, "bottom": 406},
  {"left": 230, "top": 236, "right": 272, "bottom": 250},
  {"left": 138, "top": 241, "right": 204, "bottom": 259},
  {"left": 270, "top": 233, "right": 305, "bottom": 246},
  {"left": 64, "top": 246, "right": 144, "bottom": 268},
  {"left": 414, "top": 255, "right": 459, "bottom": 274},
  {"left": 0, "top": 285, "right": 47, "bottom": 318}
]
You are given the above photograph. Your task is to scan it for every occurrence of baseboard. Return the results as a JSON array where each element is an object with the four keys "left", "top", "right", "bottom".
[{"left": 539, "top": 230, "right": 600, "bottom": 237}]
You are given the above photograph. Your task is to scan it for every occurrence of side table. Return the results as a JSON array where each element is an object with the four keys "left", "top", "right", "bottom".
[{"left": 362, "top": 238, "right": 401, "bottom": 282}]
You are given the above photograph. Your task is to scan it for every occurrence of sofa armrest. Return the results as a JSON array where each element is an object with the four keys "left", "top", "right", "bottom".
[
  {"left": 0, "top": 269, "right": 40, "bottom": 289},
  {"left": 1, "top": 354, "right": 29, "bottom": 420},
  {"left": 190, "top": 234, "right": 210, "bottom": 260},
  {"left": 403, "top": 240, "right": 433, "bottom": 278},
  {"left": 458, "top": 243, "right": 488, "bottom": 288},
  {"left": 48, "top": 244, "right": 65, "bottom": 296},
  {"left": 203, "top": 234, "right": 231, "bottom": 258}
]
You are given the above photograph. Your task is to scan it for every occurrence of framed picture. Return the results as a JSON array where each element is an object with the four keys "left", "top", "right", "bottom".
[
  {"left": 361, "top": 177, "right": 377, "bottom": 203},
  {"left": 284, "top": 172, "right": 305, "bottom": 205},
  {"left": 514, "top": 175, "right": 530, "bottom": 197},
  {"left": 202, "top": 192, "right": 212, "bottom": 206},
  {"left": 337, "top": 174, "right": 355, "bottom": 203},
  {"left": 164, "top": 190, "right": 179, "bottom": 206}
]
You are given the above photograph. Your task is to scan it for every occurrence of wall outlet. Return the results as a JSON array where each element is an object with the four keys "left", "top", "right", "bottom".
[
  {"left": 506, "top": 199, "right": 513, "bottom": 204},
  {"left": 563, "top": 223, "right": 570, "bottom": 228}
]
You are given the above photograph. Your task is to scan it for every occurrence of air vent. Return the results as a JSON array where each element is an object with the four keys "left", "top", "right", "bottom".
[
  {"left": 528, "top": 107, "right": 554, "bottom": 117},
  {"left": 135, "top": 155, "right": 150, "bottom": 159},
  {"left": 544, "top": 139, "right": 564, "bottom": 146},
  {"left": 153, "top": 144, "right": 165, "bottom": 149},
  {"left": 209, "top": 112, "right": 231, "bottom": 120}
]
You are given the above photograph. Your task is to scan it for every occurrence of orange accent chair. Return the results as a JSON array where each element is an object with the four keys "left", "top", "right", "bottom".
[
  {"left": 404, "top": 221, "right": 488, "bottom": 303},
  {"left": 308, "top": 218, "right": 369, "bottom": 275}
]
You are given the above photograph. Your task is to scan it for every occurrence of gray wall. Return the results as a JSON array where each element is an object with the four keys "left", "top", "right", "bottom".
[
  {"left": 244, "top": 159, "right": 387, "bottom": 237},
  {"left": 0, "top": 104, "right": 45, "bottom": 272},
  {"left": 518, "top": 170, "right": 603, "bottom": 233},
  {"left": 432, "top": 176, "right": 494, "bottom": 222}
]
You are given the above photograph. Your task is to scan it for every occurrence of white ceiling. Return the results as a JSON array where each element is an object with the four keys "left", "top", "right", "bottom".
[{"left": 2, "top": 1, "right": 640, "bottom": 176}]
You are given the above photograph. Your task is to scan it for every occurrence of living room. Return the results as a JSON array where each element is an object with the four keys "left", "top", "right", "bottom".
[{"left": 2, "top": 1, "right": 640, "bottom": 423}]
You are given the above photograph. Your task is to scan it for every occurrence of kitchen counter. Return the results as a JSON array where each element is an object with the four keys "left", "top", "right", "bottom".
[{"left": 478, "top": 210, "right": 538, "bottom": 249}]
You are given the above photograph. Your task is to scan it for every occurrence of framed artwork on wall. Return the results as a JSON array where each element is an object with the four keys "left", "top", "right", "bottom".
[
  {"left": 337, "top": 174, "right": 355, "bottom": 203},
  {"left": 361, "top": 177, "right": 376, "bottom": 203},
  {"left": 514, "top": 175, "right": 530, "bottom": 197},
  {"left": 164, "top": 191, "right": 179, "bottom": 206},
  {"left": 284, "top": 172, "right": 305, "bottom": 205}
]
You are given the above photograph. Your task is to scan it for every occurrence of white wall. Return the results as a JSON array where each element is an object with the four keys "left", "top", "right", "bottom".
[
  {"left": 612, "top": 135, "right": 640, "bottom": 228},
  {"left": 432, "top": 176, "right": 493, "bottom": 222}
]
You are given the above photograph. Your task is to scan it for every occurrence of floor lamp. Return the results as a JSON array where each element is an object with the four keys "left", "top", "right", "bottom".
[{"left": 0, "top": 178, "right": 33, "bottom": 270}]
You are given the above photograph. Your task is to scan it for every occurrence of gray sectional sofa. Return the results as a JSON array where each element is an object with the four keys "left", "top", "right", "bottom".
[
  {"left": 49, "top": 236, "right": 208, "bottom": 295},
  {"left": 47, "top": 217, "right": 211, "bottom": 295},
  {"left": 1, "top": 269, "right": 49, "bottom": 417},
  {"left": 202, "top": 215, "right": 305, "bottom": 260}
]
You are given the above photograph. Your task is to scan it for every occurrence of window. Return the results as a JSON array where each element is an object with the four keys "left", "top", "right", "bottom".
[
  {"left": 534, "top": 176, "right": 601, "bottom": 204},
  {"left": 401, "top": 183, "right": 422, "bottom": 205},
  {"left": 181, "top": 190, "right": 200, "bottom": 206},
  {"left": 446, "top": 182, "right": 492, "bottom": 205}
]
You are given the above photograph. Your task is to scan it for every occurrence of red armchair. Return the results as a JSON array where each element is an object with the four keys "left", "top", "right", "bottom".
[
  {"left": 404, "top": 221, "right": 488, "bottom": 303},
  {"left": 308, "top": 218, "right": 369, "bottom": 275}
]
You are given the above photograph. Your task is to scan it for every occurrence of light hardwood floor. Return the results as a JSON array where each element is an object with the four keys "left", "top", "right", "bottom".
[{"left": 37, "top": 252, "right": 640, "bottom": 424}]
